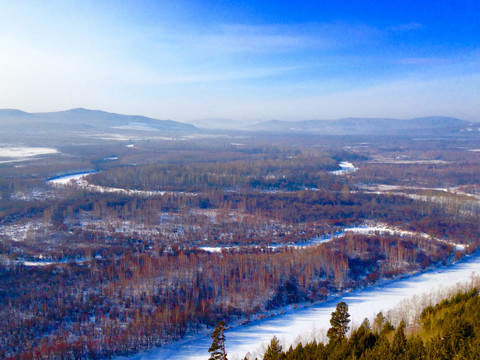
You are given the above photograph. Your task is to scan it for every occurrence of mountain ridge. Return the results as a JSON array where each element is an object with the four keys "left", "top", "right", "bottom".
[
  {"left": 0, "top": 108, "right": 198, "bottom": 135},
  {"left": 244, "top": 116, "right": 475, "bottom": 135}
]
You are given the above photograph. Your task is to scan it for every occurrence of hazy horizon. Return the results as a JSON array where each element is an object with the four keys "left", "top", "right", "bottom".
[{"left": 1, "top": 1, "right": 479, "bottom": 122}]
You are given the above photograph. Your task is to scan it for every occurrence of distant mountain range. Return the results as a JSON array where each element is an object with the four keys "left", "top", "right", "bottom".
[
  {"left": 1, "top": 108, "right": 477, "bottom": 138},
  {"left": 244, "top": 116, "right": 476, "bottom": 135},
  {"left": 0, "top": 108, "right": 197, "bottom": 136}
]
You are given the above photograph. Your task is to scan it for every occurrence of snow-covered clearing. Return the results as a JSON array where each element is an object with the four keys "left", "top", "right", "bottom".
[
  {"left": 330, "top": 161, "right": 358, "bottom": 175},
  {"left": 363, "top": 184, "right": 480, "bottom": 213},
  {"left": 0, "top": 146, "right": 58, "bottom": 163},
  {"left": 121, "top": 251, "right": 480, "bottom": 360},
  {"left": 0, "top": 146, "right": 58, "bottom": 158}
]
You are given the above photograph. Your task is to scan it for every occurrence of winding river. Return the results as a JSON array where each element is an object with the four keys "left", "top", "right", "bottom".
[{"left": 120, "top": 251, "right": 480, "bottom": 360}]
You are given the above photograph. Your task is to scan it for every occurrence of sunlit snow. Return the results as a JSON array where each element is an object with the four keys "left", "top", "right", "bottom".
[{"left": 330, "top": 161, "right": 358, "bottom": 175}]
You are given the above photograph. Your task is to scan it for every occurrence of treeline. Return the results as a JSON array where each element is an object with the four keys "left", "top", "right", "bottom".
[{"left": 256, "top": 288, "right": 480, "bottom": 359}]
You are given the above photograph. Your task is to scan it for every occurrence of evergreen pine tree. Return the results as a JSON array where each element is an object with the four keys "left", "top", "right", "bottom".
[
  {"left": 209, "top": 320, "right": 227, "bottom": 360},
  {"left": 263, "top": 335, "right": 283, "bottom": 360},
  {"left": 391, "top": 320, "right": 407, "bottom": 357},
  {"left": 327, "top": 302, "right": 351, "bottom": 342},
  {"left": 372, "top": 312, "right": 386, "bottom": 334}
]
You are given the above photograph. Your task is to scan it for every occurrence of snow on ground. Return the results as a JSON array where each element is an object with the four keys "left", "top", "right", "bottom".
[
  {"left": 113, "top": 123, "right": 161, "bottom": 131},
  {"left": 199, "top": 223, "right": 464, "bottom": 253},
  {"left": 120, "top": 251, "right": 480, "bottom": 360},
  {"left": 363, "top": 184, "right": 480, "bottom": 212},
  {"left": 0, "top": 222, "right": 48, "bottom": 242},
  {"left": 47, "top": 171, "right": 98, "bottom": 185},
  {"left": 369, "top": 156, "right": 449, "bottom": 164},
  {"left": 47, "top": 171, "right": 197, "bottom": 197},
  {"left": 22, "top": 261, "right": 55, "bottom": 266},
  {"left": 11, "top": 188, "right": 59, "bottom": 201},
  {"left": 330, "top": 161, "right": 358, "bottom": 175},
  {"left": 0, "top": 146, "right": 58, "bottom": 158},
  {"left": 20, "top": 258, "right": 88, "bottom": 266},
  {"left": 0, "top": 146, "right": 58, "bottom": 163},
  {"left": 85, "top": 134, "right": 136, "bottom": 141}
]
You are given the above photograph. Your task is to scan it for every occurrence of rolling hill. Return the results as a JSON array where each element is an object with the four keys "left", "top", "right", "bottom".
[{"left": 0, "top": 108, "right": 197, "bottom": 136}]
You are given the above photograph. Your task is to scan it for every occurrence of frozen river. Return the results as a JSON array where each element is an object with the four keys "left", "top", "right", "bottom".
[{"left": 121, "top": 251, "right": 480, "bottom": 360}]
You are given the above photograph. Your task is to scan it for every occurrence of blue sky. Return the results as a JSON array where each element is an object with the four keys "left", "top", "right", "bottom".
[{"left": 1, "top": 1, "right": 479, "bottom": 121}]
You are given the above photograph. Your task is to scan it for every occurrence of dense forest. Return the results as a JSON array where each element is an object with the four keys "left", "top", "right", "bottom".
[{"left": 1, "top": 134, "right": 480, "bottom": 358}]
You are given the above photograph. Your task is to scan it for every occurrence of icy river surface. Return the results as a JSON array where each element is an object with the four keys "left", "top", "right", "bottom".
[{"left": 120, "top": 251, "right": 480, "bottom": 360}]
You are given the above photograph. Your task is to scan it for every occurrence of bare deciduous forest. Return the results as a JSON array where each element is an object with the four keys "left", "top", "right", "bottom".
[{"left": 1, "top": 132, "right": 480, "bottom": 358}]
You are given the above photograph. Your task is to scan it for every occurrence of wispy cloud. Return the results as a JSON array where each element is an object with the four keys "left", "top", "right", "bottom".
[{"left": 150, "top": 22, "right": 380, "bottom": 58}]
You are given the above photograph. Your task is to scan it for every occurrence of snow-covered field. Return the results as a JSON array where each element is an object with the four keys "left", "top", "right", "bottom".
[
  {"left": 0, "top": 146, "right": 58, "bottom": 158},
  {"left": 0, "top": 146, "right": 58, "bottom": 163},
  {"left": 121, "top": 251, "right": 480, "bottom": 360}
]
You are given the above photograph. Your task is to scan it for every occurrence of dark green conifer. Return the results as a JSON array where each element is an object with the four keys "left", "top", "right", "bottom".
[
  {"left": 263, "top": 335, "right": 283, "bottom": 360},
  {"left": 391, "top": 320, "right": 407, "bottom": 357},
  {"left": 327, "top": 302, "right": 351, "bottom": 342}
]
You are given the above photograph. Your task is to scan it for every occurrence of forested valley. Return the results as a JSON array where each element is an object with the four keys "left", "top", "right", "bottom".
[{"left": 1, "top": 132, "right": 480, "bottom": 359}]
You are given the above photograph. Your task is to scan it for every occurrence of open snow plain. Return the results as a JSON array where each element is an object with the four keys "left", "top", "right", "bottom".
[{"left": 122, "top": 251, "right": 480, "bottom": 360}]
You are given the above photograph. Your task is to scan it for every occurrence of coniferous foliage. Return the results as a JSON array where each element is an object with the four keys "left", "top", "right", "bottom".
[
  {"left": 256, "top": 288, "right": 480, "bottom": 359},
  {"left": 209, "top": 320, "right": 227, "bottom": 360},
  {"left": 263, "top": 336, "right": 283, "bottom": 360},
  {"left": 327, "top": 302, "right": 351, "bottom": 342}
]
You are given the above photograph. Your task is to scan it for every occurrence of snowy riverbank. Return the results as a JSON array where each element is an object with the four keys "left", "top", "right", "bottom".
[{"left": 199, "top": 223, "right": 465, "bottom": 253}]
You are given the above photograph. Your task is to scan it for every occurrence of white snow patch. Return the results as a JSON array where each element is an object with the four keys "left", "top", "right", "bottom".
[
  {"left": 47, "top": 171, "right": 98, "bottom": 185},
  {"left": 0, "top": 146, "right": 58, "bottom": 158},
  {"left": 330, "top": 161, "right": 358, "bottom": 175},
  {"left": 0, "top": 146, "right": 58, "bottom": 163},
  {"left": 113, "top": 123, "right": 160, "bottom": 131},
  {"left": 198, "top": 247, "right": 225, "bottom": 253},
  {"left": 22, "top": 261, "right": 54, "bottom": 266}
]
